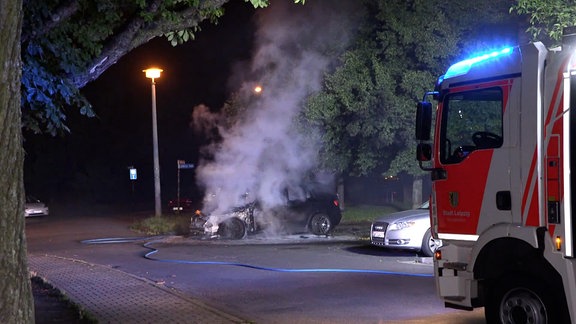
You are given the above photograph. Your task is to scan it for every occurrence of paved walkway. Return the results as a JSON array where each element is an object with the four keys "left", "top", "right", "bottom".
[{"left": 28, "top": 254, "right": 247, "bottom": 324}]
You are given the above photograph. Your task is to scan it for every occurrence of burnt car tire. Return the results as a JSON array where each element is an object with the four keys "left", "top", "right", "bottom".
[
  {"left": 309, "top": 213, "right": 332, "bottom": 235},
  {"left": 217, "top": 218, "right": 247, "bottom": 240}
]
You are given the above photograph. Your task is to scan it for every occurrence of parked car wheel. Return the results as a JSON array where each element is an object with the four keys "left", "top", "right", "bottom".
[
  {"left": 217, "top": 217, "right": 247, "bottom": 239},
  {"left": 421, "top": 229, "right": 440, "bottom": 257},
  {"left": 309, "top": 213, "right": 332, "bottom": 235}
]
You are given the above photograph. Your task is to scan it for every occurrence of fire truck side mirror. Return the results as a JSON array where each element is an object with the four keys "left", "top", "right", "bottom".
[
  {"left": 416, "top": 101, "right": 432, "bottom": 141},
  {"left": 417, "top": 143, "right": 432, "bottom": 162}
]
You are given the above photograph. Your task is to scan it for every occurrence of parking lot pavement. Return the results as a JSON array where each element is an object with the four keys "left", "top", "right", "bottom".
[
  {"left": 28, "top": 254, "right": 247, "bottom": 324},
  {"left": 144, "top": 235, "right": 434, "bottom": 277},
  {"left": 385, "top": 308, "right": 486, "bottom": 324}
]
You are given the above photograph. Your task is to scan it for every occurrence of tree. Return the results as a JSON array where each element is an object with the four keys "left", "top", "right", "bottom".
[
  {"left": 304, "top": 0, "right": 519, "bottom": 179},
  {"left": 0, "top": 0, "right": 34, "bottom": 322},
  {"left": 511, "top": 0, "right": 576, "bottom": 44}
]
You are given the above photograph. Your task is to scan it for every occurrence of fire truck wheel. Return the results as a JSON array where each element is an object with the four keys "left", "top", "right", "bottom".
[
  {"left": 421, "top": 229, "right": 440, "bottom": 257},
  {"left": 485, "top": 275, "right": 558, "bottom": 324},
  {"left": 217, "top": 218, "right": 247, "bottom": 240},
  {"left": 309, "top": 213, "right": 332, "bottom": 235}
]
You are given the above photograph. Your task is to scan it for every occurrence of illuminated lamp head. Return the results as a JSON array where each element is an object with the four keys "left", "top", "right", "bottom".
[{"left": 143, "top": 68, "right": 163, "bottom": 81}]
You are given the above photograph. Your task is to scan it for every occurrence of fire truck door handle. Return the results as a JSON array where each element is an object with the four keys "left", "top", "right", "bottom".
[
  {"left": 496, "top": 191, "right": 511, "bottom": 210},
  {"left": 548, "top": 201, "right": 560, "bottom": 224},
  {"left": 431, "top": 168, "right": 447, "bottom": 180}
]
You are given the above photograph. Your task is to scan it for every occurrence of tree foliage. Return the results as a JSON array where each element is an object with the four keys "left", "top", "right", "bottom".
[
  {"left": 304, "top": 0, "right": 520, "bottom": 177},
  {"left": 511, "top": 0, "right": 576, "bottom": 44},
  {"left": 20, "top": 0, "right": 303, "bottom": 135}
]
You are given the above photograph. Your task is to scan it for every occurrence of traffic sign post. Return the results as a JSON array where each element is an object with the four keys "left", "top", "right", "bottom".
[
  {"left": 128, "top": 167, "right": 137, "bottom": 197},
  {"left": 129, "top": 168, "right": 137, "bottom": 180},
  {"left": 176, "top": 160, "right": 194, "bottom": 213}
]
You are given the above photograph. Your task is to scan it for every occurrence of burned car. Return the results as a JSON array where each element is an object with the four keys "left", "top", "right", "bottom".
[{"left": 191, "top": 190, "right": 342, "bottom": 239}]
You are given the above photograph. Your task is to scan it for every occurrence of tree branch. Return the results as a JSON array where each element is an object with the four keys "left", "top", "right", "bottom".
[
  {"left": 71, "top": 0, "right": 230, "bottom": 88},
  {"left": 22, "top": 0, "right": 80, "bottom": 43}
]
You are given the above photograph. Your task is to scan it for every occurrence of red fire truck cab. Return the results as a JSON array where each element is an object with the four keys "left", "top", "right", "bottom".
[{"left": 416, "top": 27, "right": 576, "bottom": 323}]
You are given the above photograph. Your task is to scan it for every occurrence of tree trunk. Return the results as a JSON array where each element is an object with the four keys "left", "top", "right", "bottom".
[
  {"left": 337, "top": 175, "right": 345, "bottom": 210},
  {"left": 0, "top": 0, "right": 34, "bottom": 322},
  {"left": 412, "top": 176, "right": 423, "bottom": 209}
]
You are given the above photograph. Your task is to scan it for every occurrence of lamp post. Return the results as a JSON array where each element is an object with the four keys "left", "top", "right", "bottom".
[{"left": 143, "top": 68, "right": 163, "bottom": 217}]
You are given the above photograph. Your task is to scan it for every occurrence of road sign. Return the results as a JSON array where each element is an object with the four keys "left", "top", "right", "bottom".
[
  {"left": 178, "top": 163, "right": 194, "bottom": 169},
  {"left": 129, "top": 168, "right": 137, "bottom": 180}
]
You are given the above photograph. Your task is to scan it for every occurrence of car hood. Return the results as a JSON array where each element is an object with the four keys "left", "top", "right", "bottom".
[
  {"left": 373, "top": 208, "right": 429, "bottom": 223},
  {"left": 25, "top": 203, "right": 46, "bottom": 209}
]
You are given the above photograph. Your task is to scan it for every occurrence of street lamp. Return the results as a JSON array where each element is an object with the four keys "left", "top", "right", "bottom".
[{"left": 143, "top": 68, "right": 163, "bottom": 216}]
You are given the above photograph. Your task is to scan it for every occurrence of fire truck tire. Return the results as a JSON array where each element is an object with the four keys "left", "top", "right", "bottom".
[
  {"left": 309, "top": 213, "right": 332, "bottom": 235},
  {"left": 485, "top": 275, "right": 561, "bottom": 324},
  {"left": 217, "top": 218, "right": 247, "bottom": 240}
]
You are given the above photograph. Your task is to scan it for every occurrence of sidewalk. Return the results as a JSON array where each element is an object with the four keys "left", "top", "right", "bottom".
[{"left": 28, "top": 254, "right": 247, "bottom": 324}]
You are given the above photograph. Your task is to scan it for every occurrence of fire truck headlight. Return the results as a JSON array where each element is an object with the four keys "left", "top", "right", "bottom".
[
  {"left": 555, "top": 236, "right": 562, "bottom": 251},
  {"left": 389, "top": 221, "right": 416, "bottom": 231}
]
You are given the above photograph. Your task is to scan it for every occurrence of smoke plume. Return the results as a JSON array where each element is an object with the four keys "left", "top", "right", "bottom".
[{"left": 192, "top": 0, "right": 361, "bottom": 227}]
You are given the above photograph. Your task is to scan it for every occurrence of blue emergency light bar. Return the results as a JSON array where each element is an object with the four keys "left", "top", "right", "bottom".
[{"left": 444, "top": 47, "right": 514, "bottom": 79}]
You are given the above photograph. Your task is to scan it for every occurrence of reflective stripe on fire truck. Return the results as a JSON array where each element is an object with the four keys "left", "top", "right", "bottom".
[
  {"left": 564, "top": 69, "right": 575, "bottom": 257},
  {"left": 437, "top": 233, "right": 479, "bottom": 241}
]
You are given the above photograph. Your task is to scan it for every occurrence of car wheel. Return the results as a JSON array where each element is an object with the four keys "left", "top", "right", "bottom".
[
  {"left": 485, "top": 275, "right": 559, "bottom": 324},
  {"left": 421, "top": 229, "right": 440, "bottom": 257},
  {"left": 217, "top": 218, "right": 247, "bottom": 239},
  {"left": 309, "top": 213, "right": 332, "bottom": 235}
]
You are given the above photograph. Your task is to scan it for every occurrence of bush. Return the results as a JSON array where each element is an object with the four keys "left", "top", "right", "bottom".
[{"left": 130, "top": 215, "right": 190, "bottom": 235}]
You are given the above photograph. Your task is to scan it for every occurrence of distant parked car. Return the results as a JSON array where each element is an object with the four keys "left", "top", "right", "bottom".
[
  {"left": 25, "top": 196, "right": 49, "bottom": 218},
  {"left": 193, "top": 189, "right": 342, "bottom": 239},
  {"left": 168, "top": 197, "right": 194, "bottom": 213},
  {"left": 370, "top": 201, "right": 441, "bottom": 257}
]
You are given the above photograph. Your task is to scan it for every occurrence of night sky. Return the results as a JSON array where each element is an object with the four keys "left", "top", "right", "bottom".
[{"left": 23, "top": 1, "right": 257, "bottom": 207}]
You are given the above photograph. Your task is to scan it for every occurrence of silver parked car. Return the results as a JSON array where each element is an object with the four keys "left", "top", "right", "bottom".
[
  {"left": 25, "top": 195, "right": 49, "bottom": 217},
  {"left": 370, "top": 201, "right": 441, "bottom": 257}
]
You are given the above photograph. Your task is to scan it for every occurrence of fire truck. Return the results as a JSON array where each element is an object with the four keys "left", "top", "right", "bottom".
[{"left": 415, "top": 28, "right": 576, "bottom": 323}]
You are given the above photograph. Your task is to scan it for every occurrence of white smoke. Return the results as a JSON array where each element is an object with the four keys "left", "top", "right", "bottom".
[{"left": 192, "top": 0, "right": 361, "bottom": 228}]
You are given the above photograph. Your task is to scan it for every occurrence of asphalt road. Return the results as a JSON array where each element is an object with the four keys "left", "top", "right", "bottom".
[{"left": 25, "top": 207, "right": 486, "bottom": 323}]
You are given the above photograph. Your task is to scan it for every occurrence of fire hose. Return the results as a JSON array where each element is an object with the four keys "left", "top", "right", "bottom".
[{"left": 82, "top": 236, "right": 433, "bottom": 277}]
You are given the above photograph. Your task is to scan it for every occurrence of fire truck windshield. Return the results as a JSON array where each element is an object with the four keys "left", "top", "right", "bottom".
[{"left": 440, "top": 87, "right": 503, "bottom": 164}]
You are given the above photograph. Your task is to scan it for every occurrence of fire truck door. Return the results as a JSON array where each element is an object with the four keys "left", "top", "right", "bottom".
[{"left": 434, "top": 85, "right": 510, "bottom": 238}]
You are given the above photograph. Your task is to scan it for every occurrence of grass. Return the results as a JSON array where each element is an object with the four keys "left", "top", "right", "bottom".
[
  {"left": 130, "top": 213, "right": 192, "bottom": 235},
  {"left": 332, "top": 204, "right": 407, "bottom": 240},
  {"left": 341, "top": 204, "right": 403, "bottom": 224},
  {"left": 31, "top": 276, "right": 98, "bottom": 323}
]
